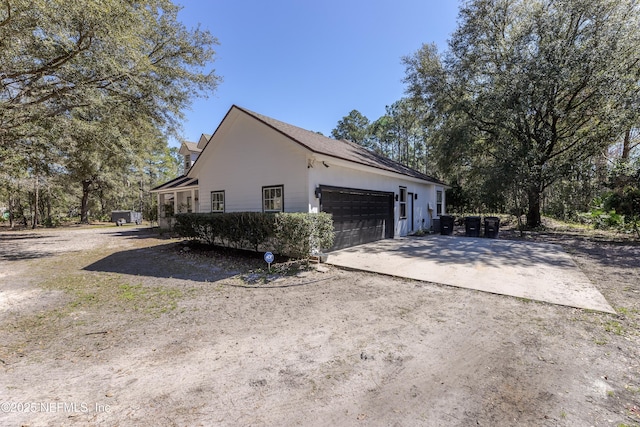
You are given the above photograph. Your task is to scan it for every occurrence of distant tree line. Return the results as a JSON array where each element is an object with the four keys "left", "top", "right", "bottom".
[
  {"left": 332, "top": 0, "right": 640, "bottom": 234},
  {"left": 0, "top": 0, "right": 220, "bottom": 227}
]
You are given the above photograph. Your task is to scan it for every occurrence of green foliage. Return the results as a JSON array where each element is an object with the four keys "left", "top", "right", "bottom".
[
  {"left": 333, "top": 99, "right": 438, "bottom": 177},
  {"left": 1, "top": 0, "right": 220, "bottom": 141},
  {"left": 331, "top": 110, "right": 372, "bottom": 148},
  {"left": 577, "top": 189, "right": 640, "bottom": 237},
  {"left": 578, "top": 205, "right": 624, "bottom": 229},
  {"left": 273, "top": 212, "right": 335, "bottom": 259},
  {"left": 1, "top": 0, "right": 219, "bottom": 226},
  {"left": 445, "top": 182, "right": 471, "bottom": 214},
  {"left": 573, "top": 158, "right": 640, "bottom": 236},
  {"left": 174, "top": 212, "right": 335, "bottom": 258},
  {"left": 403, "top": 0, "right": 640, "bottom": 227}
]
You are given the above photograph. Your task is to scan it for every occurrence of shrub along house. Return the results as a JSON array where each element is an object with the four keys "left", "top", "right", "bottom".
[{"left": 151, "top": 105, "right": 448, "bottom": 250}]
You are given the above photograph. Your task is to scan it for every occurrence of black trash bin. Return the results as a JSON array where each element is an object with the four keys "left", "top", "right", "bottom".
[
  {"left": 440, "top": 215, "right": 454, "bottom": 235},
  {"left": 465, "top": 216, "right": 481, "bottom": 237},
  {"left": 484, "top": 216, "right": 500, "bottom": 238}
]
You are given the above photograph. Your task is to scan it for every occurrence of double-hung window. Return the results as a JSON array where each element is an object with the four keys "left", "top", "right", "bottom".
[
  {"left": 436, "top": 190, "right": 443, "bottom": 216},
  {"left": 399, "top": 186, "right": 407, "bottom": 219},
  {"left": 263, "top": 185, "right": 283, "bottom": 212},
  {"left": 211, "top": 191, "right": 225, "bottom": 213}
]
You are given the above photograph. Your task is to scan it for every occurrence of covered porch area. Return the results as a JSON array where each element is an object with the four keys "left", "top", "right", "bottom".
[{"left": 151, "top": 176, "right": 199, "bottom": 229}]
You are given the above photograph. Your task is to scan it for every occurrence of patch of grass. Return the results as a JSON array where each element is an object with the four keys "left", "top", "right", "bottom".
[
  {"left": 36, "top": 272, "right": 186, "bottom": 317},
  {"left": 617, "top": 307, "right": 631, "bottom": 316},
  {"left": 1, "top": 271, "right": 188, "bottom": 360},
  {"left": 6, "top": 273, "right": 185, "bottom": 339},
  {"left": 118, "top": 283, "right": 183, "bottom": 314},
  {"left": 594, "top": 337, "right": 608, "bottom": 346},
  {"left": 119, "top": 283, "right": 141, "bottom": 301},
  {"left": 604, "top": 320, "right": 625, "bottom": 336},
  {"left": 624, "top": 385, "right": 640, "bottom": 394}
]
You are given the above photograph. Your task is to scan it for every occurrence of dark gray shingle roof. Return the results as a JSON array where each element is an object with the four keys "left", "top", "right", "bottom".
[
  {"left": 151, "top": 176, "right": 198, "bottom": 192},
  {"left": 235, "top": 106, "right": 444, "bottom": 184}
]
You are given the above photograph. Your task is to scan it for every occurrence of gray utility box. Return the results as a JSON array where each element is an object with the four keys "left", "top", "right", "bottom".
[{"left": 111, "top": 210, "right": 142, "bottom": 226}]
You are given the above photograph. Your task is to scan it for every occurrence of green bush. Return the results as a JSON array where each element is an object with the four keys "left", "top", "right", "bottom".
[
  {"left": 273, "top": 212, "right": 334, "bottom": 259},
  {"left": 578, "top": 207, "right": 624, "bottom": 229},
  {"left": 174, "top": 212, "right": 334, "bottom": 258}
]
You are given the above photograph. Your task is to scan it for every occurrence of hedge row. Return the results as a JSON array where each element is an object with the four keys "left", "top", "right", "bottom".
[{"left": 173, "top": 212, "right": 334, "bottom": 258}]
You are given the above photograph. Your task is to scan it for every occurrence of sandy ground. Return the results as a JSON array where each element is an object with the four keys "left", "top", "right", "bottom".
[{"left": 0, "top": 223, "right": 639, "bottom": 426}]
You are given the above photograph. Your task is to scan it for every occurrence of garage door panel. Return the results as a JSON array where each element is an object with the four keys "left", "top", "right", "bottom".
[{"left": 320, "top": 186, "right": 393, "bottom": 250}]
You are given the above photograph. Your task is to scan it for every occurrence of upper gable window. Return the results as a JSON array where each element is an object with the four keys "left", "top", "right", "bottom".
[
  {"left": 263, "top": 185, "right": 283, "bottom": 212},
  {"left": 185, "top": 154, "right": 192, "bottom": 171}
]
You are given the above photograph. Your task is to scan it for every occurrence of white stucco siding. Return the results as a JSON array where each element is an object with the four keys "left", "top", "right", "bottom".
[
  {"left": 307, "top": 157, "right": 437, "bottom": 237},
  {"left": 197, "top": 114, "right": 309, "bottom": 213}
]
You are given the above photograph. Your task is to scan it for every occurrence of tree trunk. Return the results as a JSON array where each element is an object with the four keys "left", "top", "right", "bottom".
[
  {"left": 46, "top": 183, "right": 52, "bottom": 223},
  {"left": 80, "top": 179, "right": 92, "bottom": 224},
  {"left": 32, "top": 174, "right": 39, "bottom": 229},
  {"left": 622, "top": 128, "right": 631, "bottom": 160},
  {"left": 526, "top": 186, "right": 542, "bottom": 228},
  {"left": 8, "top": 195, "right": 15, "bottom": 229}
]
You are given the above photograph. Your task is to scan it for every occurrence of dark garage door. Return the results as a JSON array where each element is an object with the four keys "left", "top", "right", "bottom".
[{"left": 320, "top": 186, "right": 394, "bottom": 250}]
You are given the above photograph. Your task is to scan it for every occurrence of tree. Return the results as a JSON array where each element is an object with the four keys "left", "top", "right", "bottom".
[
  {"left": 404, "top": 0, "right": 640, "bottom": 226},
  {"left": 1, "top": 0, "right": 220, "bottom": 224},
  {"left": 331, "top": 110, "right": 372, "bottom": 148},
  {"left": 369, "top": 99, "right": 434, "bottom": 174},
  {"left": 1, "top": 0, "right": 219, "bottom": 143}
]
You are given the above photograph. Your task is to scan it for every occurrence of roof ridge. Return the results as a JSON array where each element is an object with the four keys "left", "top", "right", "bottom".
[{"left": 234, "top": 105, "right": 445, "bottom": 185}]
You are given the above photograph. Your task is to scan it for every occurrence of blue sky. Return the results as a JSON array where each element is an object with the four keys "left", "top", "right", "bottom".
[{"left": 174, "top": 0, "right": 461, "bottom": 146}]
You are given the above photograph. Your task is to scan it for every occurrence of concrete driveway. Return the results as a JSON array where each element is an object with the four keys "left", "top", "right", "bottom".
[{"left": 325, "top": 235, "right": 615, "bottom": 313}]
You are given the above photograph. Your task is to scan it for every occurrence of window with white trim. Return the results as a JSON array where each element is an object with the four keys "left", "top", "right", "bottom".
[
  {"left": 436, "top": 190, "right": 443, "bottom": 216},
  {"left": 263, "top": 185, "right": 283, "bottom": 212},
  {"left": 211, "top": 191, "right": 225, "bottom": 213},
  {"left": 399, "top": 186, "right": 407, "bottom": 219}
]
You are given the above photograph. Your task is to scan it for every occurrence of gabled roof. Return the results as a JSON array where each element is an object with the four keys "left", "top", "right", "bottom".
[
  {"left": 182, "top": 141, "right": 201, "bottom": 152},
  {"left": 178, "top": 141, "right": 201, "bottom": 156},
  {"left": 232, "top": 106, "right": 445, "bottom": 184},
  {"left": 151, "top": 175, "right": 198, "bottom": 192},
  {"left": 197, "top": 133, "right": 211, "bottom": 149}
]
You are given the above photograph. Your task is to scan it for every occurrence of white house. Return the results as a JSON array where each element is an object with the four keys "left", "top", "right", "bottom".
[{"left": 151, "top": 105, "right": 447, "bottom": 250}]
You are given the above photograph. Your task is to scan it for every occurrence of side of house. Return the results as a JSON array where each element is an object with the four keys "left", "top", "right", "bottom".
[
  {"left": 192, "top": 109, "right": 310, "bottom": 215},
  {"left": 151, "top": 105, "right": 447, "bottom": 250}
]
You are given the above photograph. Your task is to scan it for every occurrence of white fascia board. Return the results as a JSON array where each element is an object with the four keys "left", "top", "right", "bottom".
[
  {"left": 150, "top": 184, "right": 199, "bottom": 194},
  {"left": 310, "top": 153, "right": 440, "bottom": 186}
]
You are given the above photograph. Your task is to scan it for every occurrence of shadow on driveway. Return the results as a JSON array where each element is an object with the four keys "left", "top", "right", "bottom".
[
  {"left": 326, "top": 235, "right": 615, "bottom": 313},
  {"left": 332, "top": 235, "right": 577, "bottom": 269}
]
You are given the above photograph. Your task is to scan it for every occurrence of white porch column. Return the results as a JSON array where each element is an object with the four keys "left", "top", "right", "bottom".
[
  {"left": 190, "top": 189, "right": 195, "bottom": 213},
  {"left": 173, "top": 191, "right": 178, "bottom": 215}
]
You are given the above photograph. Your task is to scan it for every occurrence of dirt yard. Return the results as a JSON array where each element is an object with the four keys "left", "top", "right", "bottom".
[{"left": 1, "top": 223, "right": 639, "bottom": 426}]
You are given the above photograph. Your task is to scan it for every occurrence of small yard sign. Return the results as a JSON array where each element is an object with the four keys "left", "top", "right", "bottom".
[{"left": 264, "top": 251, "right": 274, "bottom": 272}]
